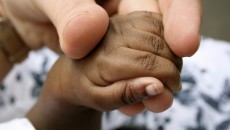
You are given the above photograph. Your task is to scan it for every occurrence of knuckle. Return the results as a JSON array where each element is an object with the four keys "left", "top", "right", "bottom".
[
  {"left": 150, "top": 37, "right": 165, "bottom": 55},
  {"left": 165, "top": 60, "right": 180, "bottom": 77},
  {"left": 121, "top": 82, "right": 144, "bottom": 105},
  {"left": 162, "top": 60, "right": 181, "bottom": 92},
  {"left": 141, "top": 34, "right": 165, "bottom": 55},
  {"left": 121, "top": 84, "right": 136, "bottom": 105},
  {"left": 109, "top": 16, "right": 126, "bottom": 38},
  {"left": 153, "top": 39, "right": 182, "bottom": 71},
  {"left": 127, "top": 11, "right": 164, "bottom": 36},
  {"left": 167, "top": 52, "right": 183, "bottom": 72},
  {"left": 139, "top": 52, "right": 157, "bottom": 72},
  {"left": 150, "top": 18, "right": 164, "bottom": 36}
]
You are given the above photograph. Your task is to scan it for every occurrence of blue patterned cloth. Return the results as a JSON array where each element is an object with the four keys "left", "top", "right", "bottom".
[{"left": 1, "top": 38, "right": 230, "bottom": 130}]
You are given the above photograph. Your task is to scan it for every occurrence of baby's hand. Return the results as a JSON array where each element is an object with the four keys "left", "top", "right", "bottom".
[{"left": 42, "top": 11, "right": 182, "bottom": 113}]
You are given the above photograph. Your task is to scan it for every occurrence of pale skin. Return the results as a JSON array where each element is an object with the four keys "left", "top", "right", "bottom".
[{"left": 0, "top": 0, "right": 202, "bottom": 115}]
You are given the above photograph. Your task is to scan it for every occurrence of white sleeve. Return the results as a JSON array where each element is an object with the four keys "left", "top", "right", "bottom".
[{"left": 0, "top": 118, "right": 35, "bottom": 130}]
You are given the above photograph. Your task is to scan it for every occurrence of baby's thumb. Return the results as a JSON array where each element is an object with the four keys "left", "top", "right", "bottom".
[{"left": 91, "top": 77, "right": 164, "bottom": 111}]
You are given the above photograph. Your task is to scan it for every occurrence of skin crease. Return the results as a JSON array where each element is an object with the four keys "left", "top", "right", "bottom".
[
  {"left": 117, "top": 0, "right": 169, "bottom": 115},
  {"left": 118, "top": 0, "right": 202, "bottom": 57},
  {"left": 0, "top": 0, "right": 201, "bottom": 118},
  {"left": 27, "top": 12, "right": 182, "bottom": 130},
  {"left": 116, "top": 0, "right": 201, "bottom": 115}
]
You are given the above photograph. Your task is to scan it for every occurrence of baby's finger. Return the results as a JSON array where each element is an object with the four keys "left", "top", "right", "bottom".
[
  {"left": 84, "top": 77, "right": 164, "bottom": 111},
  {"left": 123, "top": 30, "right": 182, "bottom": 70},
  {"left": 97, "top": 48, "right": 181, "bottom": 92},
  {"left": 143, "top": 88, "right": 173, "bottom": 112}
]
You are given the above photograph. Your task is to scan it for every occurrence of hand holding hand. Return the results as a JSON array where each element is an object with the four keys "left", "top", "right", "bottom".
[
  {"left": 27, "top": 11, "right": 182, "bottom": 130},
  {"left": 53, "top": 11, "right": 182, "bottom": 110}
]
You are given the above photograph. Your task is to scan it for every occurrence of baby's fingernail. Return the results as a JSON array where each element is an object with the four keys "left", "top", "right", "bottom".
[{"left": 146, "top": 84, "right": 162, "bottom": 96}]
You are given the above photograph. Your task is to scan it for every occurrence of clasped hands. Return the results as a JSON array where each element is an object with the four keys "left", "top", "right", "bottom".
[
  {"left": 58, "top": 11, "right": 182, "bottom": 112},
  {"left": 29, "top": 11, "right": 182, "bottom": 120}
]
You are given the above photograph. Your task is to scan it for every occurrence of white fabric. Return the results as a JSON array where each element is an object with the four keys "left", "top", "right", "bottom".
[{"left": 0, "top": 118, "right": 35, "bottom": 130}]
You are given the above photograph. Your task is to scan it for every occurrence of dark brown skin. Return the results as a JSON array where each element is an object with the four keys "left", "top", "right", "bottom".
[{"left": 27, "top": 11, "right": 182, "bottom": 130}]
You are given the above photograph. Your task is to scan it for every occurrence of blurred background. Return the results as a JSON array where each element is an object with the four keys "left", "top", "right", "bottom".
[{"left": 201, "top": 0, "right": 230, "bottom": 41}]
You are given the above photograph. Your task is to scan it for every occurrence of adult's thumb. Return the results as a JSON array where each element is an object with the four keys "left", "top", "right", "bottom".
[
  {"left": 159, "top": 0, "right": 202, "bottom": 57},
  {"left": 34, "top": 0, "right": 109, "bottom": 59}
]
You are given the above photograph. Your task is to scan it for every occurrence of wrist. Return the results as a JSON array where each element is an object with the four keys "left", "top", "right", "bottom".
[
  {"left": 27, "top": 94, "right": 102, "bottom": 130},
  {"left": 27, "top": 56, "right": 102, "bottom": 130}
]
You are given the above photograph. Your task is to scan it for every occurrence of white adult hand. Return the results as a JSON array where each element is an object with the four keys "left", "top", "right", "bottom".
[{"left": 1, "top": 0, "right": 111, "bottom": 58}]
